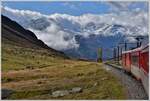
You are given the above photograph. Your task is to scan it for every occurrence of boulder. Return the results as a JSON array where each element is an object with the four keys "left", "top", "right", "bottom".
[
  {"left": 51, "top": 87, "right": 83, "bottom": 98},
  {"left": 52, "top": 90, "right": 70, "bottom": 97},
  {"left": 70, "top": 87, "right": 82, "bottom": 93}
]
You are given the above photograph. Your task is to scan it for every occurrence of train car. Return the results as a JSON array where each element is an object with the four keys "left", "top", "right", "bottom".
[
  {"left": 122, "top": 47, "right": 144, "bottom": 79},
  {"left": 139, "top": 45, "right": 149, "bottom": 95},
  {"left": 121, "top": 44, "right": 149, "bottom": 95}
]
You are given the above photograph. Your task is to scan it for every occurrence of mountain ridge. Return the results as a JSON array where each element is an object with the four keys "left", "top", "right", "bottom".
[{"left": 2, "top": 7, "right": 148, "bottom": 60}]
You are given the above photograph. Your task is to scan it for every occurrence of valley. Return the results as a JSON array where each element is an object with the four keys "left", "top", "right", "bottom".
[{"left": 1, "top": 2, "right": 149, "bottom": 100}]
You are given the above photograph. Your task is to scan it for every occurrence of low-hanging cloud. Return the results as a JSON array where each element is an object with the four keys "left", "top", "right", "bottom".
[{"left": 1, "top": 6, "right": 148, "bottom": 50}]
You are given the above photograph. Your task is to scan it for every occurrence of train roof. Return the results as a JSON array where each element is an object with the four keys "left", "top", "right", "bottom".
[
  {"left": 141, "top": 44, "right": 149, "bottom": 53},
  {"left": 122, "top": 47, "right": 142, "bottom": 54},
  {"left": 122, "top": 44, "right": 149, "bottom": 54}
]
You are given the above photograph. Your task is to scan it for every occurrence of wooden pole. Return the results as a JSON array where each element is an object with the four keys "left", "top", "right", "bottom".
[
  {"left": 114, "top": 48, "right": 116, "bottom": 61},
  {"left": 117, "top": 46, "right": 119, "bottom": 64},
  {"left": 97, "top": 48, "right": 102, "bottom": 62},
  {"left": 124, "top": 42, "right": 127, "bottom": 65}
]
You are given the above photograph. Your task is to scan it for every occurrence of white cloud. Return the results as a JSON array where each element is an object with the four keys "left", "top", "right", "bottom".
[
  {"left": 1, "top": 6, "right": 148, "bottom": 50},
  {"left": 107, "top": 1, "right": 148, "bottom": 12},
  {"left": 62, "top": 2, "right": 78, "bottom": 10},
  {"left": 108, "top": 1, "right": 131, "bottom": 11}
]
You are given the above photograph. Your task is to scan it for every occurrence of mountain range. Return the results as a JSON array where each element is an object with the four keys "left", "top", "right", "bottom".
[{"left": 2, "top": 6, "right": 148, "bottom": 60}]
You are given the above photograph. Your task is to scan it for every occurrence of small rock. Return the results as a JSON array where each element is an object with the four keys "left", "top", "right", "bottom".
[
  {"left": 52, "top": 90, "right": 70, "bottom": 97},
  {"left": 101, "top": 77, "right": 108, "bottom": 81},
  {"left": 93, "top": 82, "right": 98, "bottom": 87},
  {"left": 106, "top": 68, "right": 111, "bottom": 71},
  {"left": 70, "top": 87, "right": 82, "bottom": 93},
  {"left": 2, "top": 89, "right": 14, "bottom": 99}
]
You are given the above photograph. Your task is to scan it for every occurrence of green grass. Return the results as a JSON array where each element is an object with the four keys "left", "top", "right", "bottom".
[
  {"left": 2, "top": 43, "right": 127, "bottom": 99},
  {"left": 2, "top": 43, "right": 66, "bottom": 71}
]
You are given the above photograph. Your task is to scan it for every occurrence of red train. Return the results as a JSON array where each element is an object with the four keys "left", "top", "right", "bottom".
[{"left": 122, "top": 44, "right": 149, "bottom": 95}]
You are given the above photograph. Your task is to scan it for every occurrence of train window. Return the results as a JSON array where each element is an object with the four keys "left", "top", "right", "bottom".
[{"left": 131, "top": 55, "right": 139, "bottom": 66}]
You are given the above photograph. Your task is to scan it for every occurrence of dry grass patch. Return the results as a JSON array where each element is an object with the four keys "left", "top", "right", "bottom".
[{"left": 2, "top": 62, "right": 126, "bottom": 99}]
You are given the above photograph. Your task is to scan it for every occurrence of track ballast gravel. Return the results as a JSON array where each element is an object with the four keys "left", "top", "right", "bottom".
[{"left": 104, "top": 64, "right": 148, "bottom": 100}]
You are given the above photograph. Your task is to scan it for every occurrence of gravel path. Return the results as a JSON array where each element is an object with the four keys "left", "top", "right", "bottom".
[{"left": 104, "top": 64, "right": 148, "bottom": 100}]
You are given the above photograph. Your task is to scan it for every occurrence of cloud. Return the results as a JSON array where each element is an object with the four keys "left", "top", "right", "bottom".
[
  {"left": 29, "top": 26, "right": 79, "bottom": 50},
  {"left": 107, "top": 1, "right": 148, "bottom": 12},
  {"left": 108, "top": 1, "right": 131, "bottom": 11},
  {"left": 62, "top": 2, "right": 78, "bottom": 10},
  {"left": 1, "top": 6, "right": 148, "bottom": 51},
  {"left": 2, "top": 6, "right": 79, "bottom": 50}
]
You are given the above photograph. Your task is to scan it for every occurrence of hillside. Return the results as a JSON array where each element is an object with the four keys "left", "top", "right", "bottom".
[
  {"left": 1, "top": 15, "right": 126, "bottom": 99},
  {"left": 2, "top": 15, "right": 67, "bottom": 59},
  {"left": 2, "top": 15, "right": 69, "bottom": 71}
]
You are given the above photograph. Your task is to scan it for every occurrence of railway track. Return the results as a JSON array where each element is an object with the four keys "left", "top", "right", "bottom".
[{"left": 104, "top": 63, "right": 148, "bottom": 99}]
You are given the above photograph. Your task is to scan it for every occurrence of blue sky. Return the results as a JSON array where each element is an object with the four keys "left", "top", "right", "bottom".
[{"left": 2, "top": 1, "right": 148, "bottom": 16}]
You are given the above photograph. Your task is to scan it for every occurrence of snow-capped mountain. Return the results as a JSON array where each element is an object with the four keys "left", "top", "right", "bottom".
[{"left": 2, "top": 6, "right": 148, "bottom": 60}]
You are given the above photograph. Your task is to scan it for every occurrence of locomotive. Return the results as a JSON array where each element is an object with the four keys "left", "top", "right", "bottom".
[{"left": 121, "top": 44, "right": 149, "bottom": 95}]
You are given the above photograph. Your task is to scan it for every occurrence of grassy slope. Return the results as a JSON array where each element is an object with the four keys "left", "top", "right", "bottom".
[{"left": 2, "top": 43, "right": 126, "bottom": 99}]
